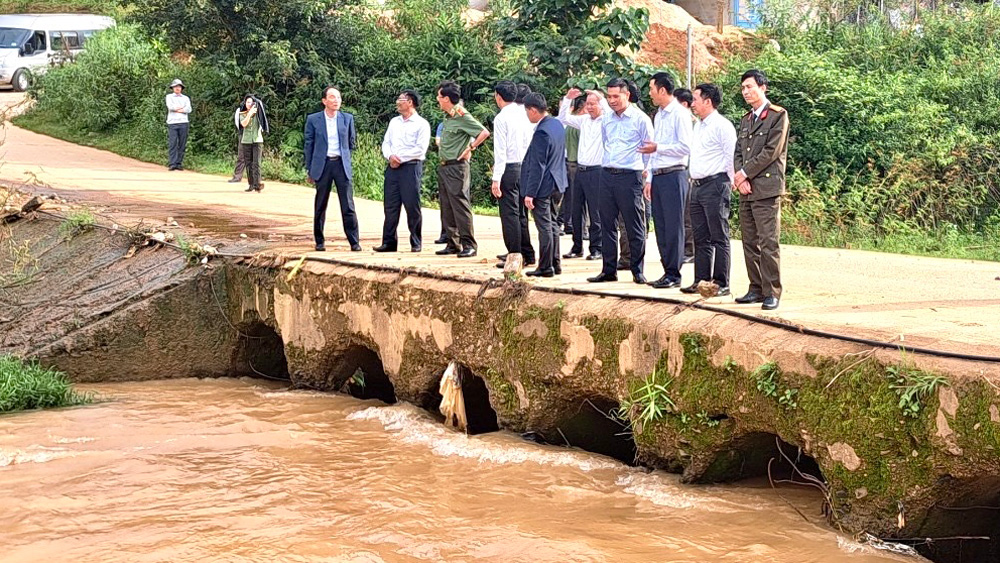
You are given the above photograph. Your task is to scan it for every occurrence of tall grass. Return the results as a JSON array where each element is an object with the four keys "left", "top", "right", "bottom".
[{"left": 0, "top": 355, "right": 93, "bottom": 414}]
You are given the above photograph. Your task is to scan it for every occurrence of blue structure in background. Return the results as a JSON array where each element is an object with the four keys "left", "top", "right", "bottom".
[{"left": 733, "top": 0, "right": 761, "bottom": 28}]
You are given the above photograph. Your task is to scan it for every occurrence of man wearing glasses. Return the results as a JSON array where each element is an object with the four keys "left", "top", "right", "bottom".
[{"left": 375, "top": 90, "right": 431, "bottom": 253}]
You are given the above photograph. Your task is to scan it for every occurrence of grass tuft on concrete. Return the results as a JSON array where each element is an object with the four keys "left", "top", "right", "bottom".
[{"left": 0, "top": 355, "right": 92, "bottom": 413}]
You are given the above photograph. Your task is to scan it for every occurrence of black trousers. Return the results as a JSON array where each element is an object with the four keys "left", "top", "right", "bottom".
[
  {"left": 438, "top": 161, "right": 476, "bottom": 250},
  {"left": 684, "top": 194, "right": 695, "bottom": 258},
  {"left": 239, "top": 142, "right": 262, "bottom": 190},
  {"left": 232, "top": 138, "right": 246, "bottom": 180},
  {"left": 167, "top": 123, "right": 189, "bottom": 169},
  {"left": 599, "top": 168, "right": 645, "bottom": 276},
  {"left": 532, "top": 193, "right": 562, "bottom": 273},
  {"left": 650, "top": 170, "right": 689, "bottom": 282},
  {"left": 314, "top": 157, "right": 360, "bottom": 247},
  {"left": 689, "top": 174, "right": 731, "bottom": 287},
  {"left": 574, "top": 167, "right": 602, "bottom": 255},
  {"left": 381, "top": 161, "right": 424, "bottom": 250},
  {"left": 498, "top": 163, "right": 535, "bottom": 260},
  {"left": 559, "top": 165, "right": 573, "bottom": 229}
]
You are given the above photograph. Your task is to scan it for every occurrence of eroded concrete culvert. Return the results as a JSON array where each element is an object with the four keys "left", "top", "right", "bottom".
[
  {"left": 459, "top": 367, "right": 500, "bottom": 435},
  {"left": 909, "top": 476, "right": 1000, "bottom": 563},
  {"left": 336, "top": 344, "right": 397, "bottom": 404}
]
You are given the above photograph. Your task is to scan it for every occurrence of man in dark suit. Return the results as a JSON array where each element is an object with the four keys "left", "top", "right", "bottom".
[
  {"left": 733, "top": 69, "right": 789, "bottom": 311},
  {"left": 520, "top": 93, "right": 568, "bottom": 277},
  {"left": 304, "top": 86, "right": 361, "bottom": 252}
]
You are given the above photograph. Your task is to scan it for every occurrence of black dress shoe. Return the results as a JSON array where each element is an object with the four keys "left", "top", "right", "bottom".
[
  {"left": 497, "top": 253, "right": 508, "bottom": 260},
  {"left": 633, "top": 273, "right": 647, "bottom": 284},
  {"left": 526, "top": 269, "right": 554, "bottom": 278},
  {"left": 350, "top": 244, "right": 362, "bottom": 252},
  {"left": 457, "top": 247, "right": 477, "bottom": 258},
  {"left": 257, "top": 182, "right": 265, "bottom": 192},
  {"left": 524, "top": 258, "right": 536, "bottom": 266},
  {"left": 762, "top": 297, "right": 779, "bottom": 310},
  {"left": 434, "top": 236, "right": 448, "bottom": 244},
  {"left": 411, "top": 246, "right": 421, "bottom": 253},
  {"left": 651, "top": 278, "right": 680, "bottom": 289},
  {"left": 716, "top": 286, "right": 731, "bottom": 296},
  {"left": 679, "top": 283, "right": 700, "bottom": 294},
  {"left": 227, "top": 178, "right": 241, "bottom": 183},
  {"left": 616, "top": 262, "right": 629, "bottom": 271},
  {"left": 588, "top": 272, "right": 618, "bottom": 283},
  {"left": 373, "top": 244, "right": 396, "bottom": 252},
  {"left": 495, "top": 262, "right": 505, "bottom": 269},
  {"left": 554, "top": 267, "right": 562, "bottom": 275},
  {"left": 436, "top": 247, "right": 459, "bottom": 255},
  {"left": 244, "top": 186, "right": 255, "bottom": 192},
  {"left": 563, "top": 251, "right": 584, "bottom": 259},
  {"left": 735, "top": 291, "right": 765, "bottom": 304},
  {"left": 315, "top": 244, "right": 326, "bottom": 252},
  {"left": 586, "top": 252, "right": 602, "bottom": 261}
]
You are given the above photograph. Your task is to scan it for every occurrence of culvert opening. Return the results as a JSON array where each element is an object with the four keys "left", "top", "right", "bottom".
[
  {"left": 551, "top": 398, "right": 638, "bottom": 465},
  {"left": 423, "top": 363, "right": 499, "bottom": 435},
  {"left": 231, "top": 323, "right": 289, "bottom": 381},
  {"left": 333, "top": 344, "right": 397, "bottom": 404},
  {"left": 703, "top": 432, "right": 824, "bottom": 485},
  {"left": 911, "top": 476, "right": 1000, "bottom": 563}
]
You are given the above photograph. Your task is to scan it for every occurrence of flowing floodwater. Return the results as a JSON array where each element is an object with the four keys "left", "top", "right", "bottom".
[{"left": 0, "top": 378, "right": 922, "bottom": 562}]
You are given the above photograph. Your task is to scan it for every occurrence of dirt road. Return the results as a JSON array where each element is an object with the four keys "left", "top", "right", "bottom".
[{"left": 2, "top": 92, "right": 997, "bottom": 359}]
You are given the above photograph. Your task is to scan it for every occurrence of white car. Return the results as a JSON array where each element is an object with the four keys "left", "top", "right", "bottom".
[{"left": 0, "top": 14, "right": 115, "bottom": 91}]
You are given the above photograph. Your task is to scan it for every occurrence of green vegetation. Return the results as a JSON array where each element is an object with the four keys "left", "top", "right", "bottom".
[
  {"left": 58, "top": 209, "right": 96, "bottom": 238},
  {"left": 618, "top": 361, "right": 675, "bottom": 428},
  {"left": 887, "top": 362, "right": 948, "bottom": 418},
  {"left": 0, "top": 355, "right": 93, "bottom": 413}
]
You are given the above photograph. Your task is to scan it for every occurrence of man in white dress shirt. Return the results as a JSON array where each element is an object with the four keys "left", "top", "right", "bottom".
[
  {"left": 640, "top": 72, "right": 692, "bottom": 289},
  {"left": 165, "top": 78, "right": 191, "bottom": 171},
  {"left": 375, "top": 90, "right": 431, "bottom": 253},
  {"left": 681, "top": 83, "right": 737, "bottom": 295},
  {"left": 557, "top": 88, "right": 608, "bottom": 262},
  {"left": 491, "top": 81, "right": 536, "bottom": 267}
]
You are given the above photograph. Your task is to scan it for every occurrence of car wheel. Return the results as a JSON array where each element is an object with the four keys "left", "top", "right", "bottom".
[{"left": 12, "top": 69, "right": 30, "bottom": 92}]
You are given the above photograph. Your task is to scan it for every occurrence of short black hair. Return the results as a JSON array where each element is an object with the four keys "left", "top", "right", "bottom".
[
  {"left": 694, "top": 83, "right": 722, "bottom": 109},
  {"left": 673, "top": 87, "right": 693, "bottom": 106},
  {"left": 571, "top": 93, "right": 587, "bottom": 113},
  {"left": 400, "top": 89, "right": 420, "bottom": 108},
  {"left": 437, "top": 80, "right": 461, "bottom": 105},
  {"left": 494, "top": 81, "right": 517, "bottom": 103},
  {"left": 522, "top": 92, "right": 548, "bottom": 113},
  {"left": 321, "top": 85, "right": 340, "bottom": 99},
  {"left": 515, "top": 83, "right": 531, "bottom": 104},
  {"left": 741, "top": 69, "right": 768, "bottom": 88},
  {"left": 626, "top": 79, "right": 643, "bottom": 110},
  {"left": 651, "top": 72, "right": 675, "bottom": 94},
  {"left": 606, "top": 77, "right": 628, "bottom": 91}
]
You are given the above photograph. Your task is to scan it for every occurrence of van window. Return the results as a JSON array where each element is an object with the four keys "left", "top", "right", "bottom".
[
  {"left": 80, "top": 29, "right": 99, "bottom": 44},
  {"left": 25, "top": 30, "right": 45, "bottom": 53},
  {"left": 50, "top": 31, "right": 82, "bottom": 51},
  {"left": 0, "top": 27, "right": 30, "bottom": 48}
]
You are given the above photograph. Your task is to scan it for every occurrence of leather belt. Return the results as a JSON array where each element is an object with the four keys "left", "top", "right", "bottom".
[
  {"left": 652, "top": 165, "right": 687, "bottom": 176},
  {"left": 577, "top": 164, "right": 601, "bottom": 172},
  {"left": 442, "top": 159, "right": 467, "bottom": 166},
  {"left": 326, "top": 155, "right": 341, "bottom": 161},
  {"left": 690, "top": 172, "right": 728, "bottom": 186},
  {"left": 603, "top": 167, "right": 639, "bottom": 175}
]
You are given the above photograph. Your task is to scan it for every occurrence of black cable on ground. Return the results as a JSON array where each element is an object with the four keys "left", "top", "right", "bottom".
[{"left": 23, "top": 208, "right": 1000, "bottom": 364}]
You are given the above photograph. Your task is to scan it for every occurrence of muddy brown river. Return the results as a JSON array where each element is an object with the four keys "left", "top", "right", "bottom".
[{"left": 0, "top": 379, "right": 921, "bottom": 562}]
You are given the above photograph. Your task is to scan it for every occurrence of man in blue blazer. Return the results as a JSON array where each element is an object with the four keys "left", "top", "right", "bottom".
[
  {"left": 304, "top": 86, "right": 361, "bottom": 251},
  {"left": 520, "top": 93, "right": 568, "bottom": 278}
]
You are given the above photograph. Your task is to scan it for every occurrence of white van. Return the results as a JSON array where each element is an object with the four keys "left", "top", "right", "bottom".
[{"left": 0, "top": 14, "right": 115, "bottom": 91}]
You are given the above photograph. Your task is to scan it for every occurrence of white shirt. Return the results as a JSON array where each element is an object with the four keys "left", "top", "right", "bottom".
[
  {"left": 325, "top": 111, "right": 341, "bottom": 157},
  {"left": 381, "top": 112, "right": 431, "bottom": 162},
  {"left": 689, "top": 110, "right": 737, "bottom": 180},
  {"left": 557, "top": 96, "right": 609, "bottom": 167},
  {"left": 491, "top": 102, "right": 534, "bottom": 181},
  {"left": 646, "top": 98, "right": 692, "bottom": 174},
  {"left": 601, "top": 104, "right": 654, "bottom": 171},
  {"left": 753, "top": 97, "right": 769, "bottom": 121},
  {"left": 165, "top": 93, "right": 191, "bottom": 125}
]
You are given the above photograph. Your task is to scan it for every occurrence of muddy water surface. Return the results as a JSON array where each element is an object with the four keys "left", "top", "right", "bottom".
[{"left": 0, "top": 379, "right": 919, "bottom": 562}]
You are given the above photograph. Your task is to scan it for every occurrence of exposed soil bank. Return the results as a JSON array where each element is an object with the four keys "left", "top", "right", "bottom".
[{"left": 4, "top": 212, "right": 1000, "bottom": 562}]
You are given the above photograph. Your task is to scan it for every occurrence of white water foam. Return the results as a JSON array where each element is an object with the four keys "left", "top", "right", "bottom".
[
  {"left": 616, "top": 471, "right": 749, "bottom": 513},
  {"left": 347, "top": 404, "right": 620, "bottom": 472},
  {"left": 0, "top": 446, "right": 78, "bottom": 467}
]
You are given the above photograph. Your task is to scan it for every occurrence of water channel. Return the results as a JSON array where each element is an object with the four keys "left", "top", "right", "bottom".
[{"left": 1, "top": 378, "right": 921, "bottom": 562}]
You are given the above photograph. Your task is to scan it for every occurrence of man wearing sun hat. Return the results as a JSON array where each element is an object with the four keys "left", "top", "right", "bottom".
[{"left": 165, "top": 78, "right": 192, "bottom": 171}]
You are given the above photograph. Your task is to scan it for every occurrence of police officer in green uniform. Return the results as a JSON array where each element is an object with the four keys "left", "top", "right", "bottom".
[{"left": 733, "top": 69, "right": 790, "bottom": 311}]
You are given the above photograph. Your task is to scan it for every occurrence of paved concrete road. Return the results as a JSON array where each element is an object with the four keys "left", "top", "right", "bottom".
[{"left": 2, "top": 92, "right": 997, "bottom": 358}]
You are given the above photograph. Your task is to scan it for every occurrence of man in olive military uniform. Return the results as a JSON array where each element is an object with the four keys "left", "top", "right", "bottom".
[{"left": 733, "top": 69, "right": 789, "bottom": 311}]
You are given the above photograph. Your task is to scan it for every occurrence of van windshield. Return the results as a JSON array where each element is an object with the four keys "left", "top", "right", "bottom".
[{"left": 0, "top": 28, "right": 30, "bottom": 48}]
